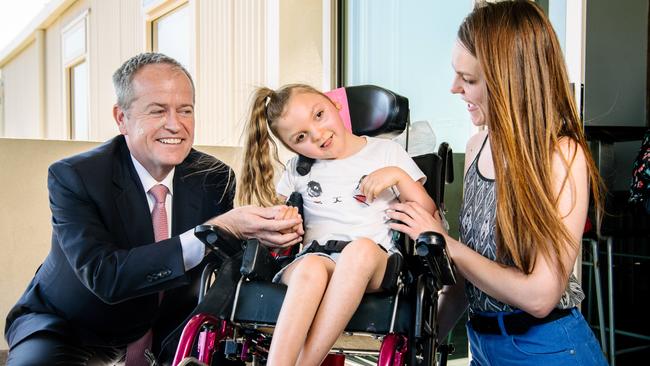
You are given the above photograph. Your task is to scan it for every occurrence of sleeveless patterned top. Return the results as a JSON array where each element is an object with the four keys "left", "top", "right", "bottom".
[{"left": 459, "top": 135, "right": 585, "bottom": 313}]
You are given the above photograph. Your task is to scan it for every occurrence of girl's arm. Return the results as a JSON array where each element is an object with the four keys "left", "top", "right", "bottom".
[
  {"left": 389, "top": 140, "right": 590, "bottom": 318},
  {"left": 360, "top": 166, "right": 436, "bottom": 214}
]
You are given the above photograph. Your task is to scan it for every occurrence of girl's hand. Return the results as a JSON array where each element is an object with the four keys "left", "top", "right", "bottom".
[
  {"left": 386, "top": 201, "right": 447, "bottom": 241},
  {"left": 359, "top": 167, "right": 407, "bottom": 203},
  {"left": 275, "top": 205, "right": 303, "bottom": 235}
]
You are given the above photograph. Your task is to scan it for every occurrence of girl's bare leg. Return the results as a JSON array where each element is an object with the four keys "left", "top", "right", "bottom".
[
  {"left": 266, "top": 255, "right": 335, "bottom": 366},
  {"left": 296, "top": 238, "right": 388, "bottom": 365}
]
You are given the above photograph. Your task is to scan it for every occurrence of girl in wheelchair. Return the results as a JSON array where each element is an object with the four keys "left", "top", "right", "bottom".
[{"left": 238, "top": 83, "right": 435, "bottom": 365}]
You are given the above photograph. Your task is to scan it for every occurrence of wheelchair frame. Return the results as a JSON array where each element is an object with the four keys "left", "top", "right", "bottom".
[{"left": 174, "top": 228, "right": 456, "bottom": 366}]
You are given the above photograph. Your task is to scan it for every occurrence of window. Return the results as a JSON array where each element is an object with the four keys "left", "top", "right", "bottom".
[
  {"left": 148, "top": 2, "right": 192, "bottom": 70},
  {"left": 340, "top": 1, "right": 475, "bottom": 361},
  {"left": 341, "top": 0, "right": 475, "bottom": 152},
  {"left": 70, "top": 62, "right": 89, "bottom": 140},
  {"left": 62, "top": 12, "right": 89, "bottom": 140}
]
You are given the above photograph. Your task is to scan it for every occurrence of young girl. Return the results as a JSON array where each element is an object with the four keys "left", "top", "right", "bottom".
[
  {"left": 388, "top": 1, "right": 608, "bottom": 365},
  {"left": 238, "top": 83, "right": 435, "bottom": 365}
]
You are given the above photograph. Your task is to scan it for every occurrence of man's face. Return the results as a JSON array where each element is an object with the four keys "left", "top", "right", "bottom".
[{"left": 114, "top": 64, "right": 195, "bottom": 181}]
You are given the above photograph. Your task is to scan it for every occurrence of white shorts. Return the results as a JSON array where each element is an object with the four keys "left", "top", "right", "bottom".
[{"left": 271, "top": 240, "right": 397, "bottom": 283}]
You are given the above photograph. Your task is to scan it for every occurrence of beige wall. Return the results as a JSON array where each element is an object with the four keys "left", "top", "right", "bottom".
[
  {"left": 279, "top": 0, "right": 323, "bottom": 87},
  {"left": 2, "top": 42, "right": 41, "bottom": 138},
  {"left": 194, "top": 0, "right": 268, "bottom": 147},
  {"left": 90, "top": 0, "right": 143, "bottom": 140},
  {"left": 2, "top": 0, "right": 147, "bottom": 141},
  {"left": 45, "top": 16, "right": 65, "bottom": 139},
  {"left": 1, "top": 0, "right": 326, "bottom": 147},
  {"left": 0, "top": 138, "right": 241, "bottom": 350}
]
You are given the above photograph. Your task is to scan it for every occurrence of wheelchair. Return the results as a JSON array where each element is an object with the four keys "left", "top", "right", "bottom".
[{"left": 172, "top": 85, "right": 457, "bottom": 366}]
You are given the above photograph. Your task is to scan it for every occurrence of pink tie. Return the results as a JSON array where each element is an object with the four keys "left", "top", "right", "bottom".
[
  {"left": 126, "top": 184, "right": 169, "bottom": 366},
  {"left": 150, "top": 184, "right": 169, "bottom": 242}
]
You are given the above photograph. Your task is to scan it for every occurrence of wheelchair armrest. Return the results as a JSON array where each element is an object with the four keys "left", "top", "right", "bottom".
[
  {"left": 240, "top": 239, "right": 282, "bottom": 281},
  {"left": 415, "top": 231, "right": 456, "bottom": 290},
  {"left": 380, "top": 252, "right": 404, "bottom": 292},
  {"left": 194, "top": 224, "right": 245, "bottom": 260}
]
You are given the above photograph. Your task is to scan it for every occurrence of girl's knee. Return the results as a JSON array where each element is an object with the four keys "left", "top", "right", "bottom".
[
  {"left": 285, "top": 255, "right": 333, "bottom": 285},
  {"left": 343, "top": 238, "right": 383, "bottom": 255},
  {"left": 340, "top": 238, "right": 387, "bottom": 268}
]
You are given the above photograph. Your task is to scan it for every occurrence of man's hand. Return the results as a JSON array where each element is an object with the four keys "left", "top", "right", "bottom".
[{"left": 206, "top": 205, "right": 304, "bottom": 248}]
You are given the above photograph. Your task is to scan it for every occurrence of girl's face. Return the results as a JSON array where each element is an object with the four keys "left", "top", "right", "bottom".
[
  {"left": 274, "top": 91, "right": 352, "bottom": 160},
  {"left": 450, "top": 41, "right": 488, "bottom": 127}
]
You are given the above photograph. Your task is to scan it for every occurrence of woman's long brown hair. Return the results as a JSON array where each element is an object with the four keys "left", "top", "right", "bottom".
[
  {"left": 458, "top": 0, "right": 604, "bottom": 278},
  {"left": 237, "top": 84, "right": 327, "bottom": 207}
]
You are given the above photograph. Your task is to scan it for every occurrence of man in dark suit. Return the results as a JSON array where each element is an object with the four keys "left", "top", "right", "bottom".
[{"left": 4, "top": 53, "right": 303, "bottom": 365}]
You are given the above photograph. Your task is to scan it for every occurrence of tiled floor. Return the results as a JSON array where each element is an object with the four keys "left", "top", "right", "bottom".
[{"left": 448, "top": 358, "right": 469, "bottom": 366}]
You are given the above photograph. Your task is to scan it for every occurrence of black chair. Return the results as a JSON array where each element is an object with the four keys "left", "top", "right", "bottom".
[{"left": 172, "top": 85, "right": 456, "bottom": 366}]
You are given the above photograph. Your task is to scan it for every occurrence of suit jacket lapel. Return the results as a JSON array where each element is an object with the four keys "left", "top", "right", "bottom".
[{"left": 113, "top": 138, "right": 155, "bottom": 247}]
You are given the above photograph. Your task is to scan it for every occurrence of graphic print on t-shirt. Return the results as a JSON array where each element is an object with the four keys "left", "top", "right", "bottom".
[
  {"left": 353, "top": 175, "right": 369, "bottom": 206},
  {"left": 307, "top": 180, "right": 323, "bottom": 204},
  {"left": 307, "top": 181, "right": 322, "bottom": 197}
]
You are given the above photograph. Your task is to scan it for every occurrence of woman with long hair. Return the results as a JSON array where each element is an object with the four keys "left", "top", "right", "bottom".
[{"left": 388, "top": 1, "right": 608, "bottom": 364}]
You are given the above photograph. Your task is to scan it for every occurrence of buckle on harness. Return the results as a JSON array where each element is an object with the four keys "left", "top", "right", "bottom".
[{"left": 304, "top": 240, "right": 351, "bottom": 255}]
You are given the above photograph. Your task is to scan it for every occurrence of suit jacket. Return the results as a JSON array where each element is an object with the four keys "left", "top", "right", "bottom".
[{"left": 5, "top": 135, "right": 235, "bottom": 352}]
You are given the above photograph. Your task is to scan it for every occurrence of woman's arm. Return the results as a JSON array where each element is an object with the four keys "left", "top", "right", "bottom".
[
  {"left": 436, "top": 275, "right": 469, "bottom": 341},
  {"left": 390, "top": 140, "right": 589, "bottom": 318}
]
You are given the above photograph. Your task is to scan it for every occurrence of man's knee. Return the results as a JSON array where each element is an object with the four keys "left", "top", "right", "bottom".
[
  {"left": 7, "top": 332, "right": 123, "bottom": 366},
  {"left": 7, "top": 332, "right": 71, "bottom": 365}
]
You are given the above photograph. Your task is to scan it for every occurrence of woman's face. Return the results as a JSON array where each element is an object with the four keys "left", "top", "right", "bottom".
[{"left": 451, "top": 41, "right": 488, "bottom": 127}]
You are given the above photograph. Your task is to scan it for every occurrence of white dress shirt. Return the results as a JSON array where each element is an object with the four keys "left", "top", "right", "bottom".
[{"left": 131, "top": 155, "right": 205, "bottom": 271}]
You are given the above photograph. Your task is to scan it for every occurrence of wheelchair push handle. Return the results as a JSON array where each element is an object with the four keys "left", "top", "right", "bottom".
[{"left": 415, "top": 231, "right": 457, "bottom": 288}]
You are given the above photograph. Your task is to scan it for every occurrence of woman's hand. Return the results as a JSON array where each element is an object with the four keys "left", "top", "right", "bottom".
[
  {"left": 386, "top": 201, "right": 447, "bottom": 241},
  {"left": 359, "top": 166, "right": 407, "bottom": 203}
]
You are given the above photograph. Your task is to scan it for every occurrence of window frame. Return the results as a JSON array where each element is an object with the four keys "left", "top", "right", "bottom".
[
  {"left": 144, "top": 0, "right": 195, "bottom": 75},
  {"left": 61, "top": 10, "right": 90, "bottom": 140}
]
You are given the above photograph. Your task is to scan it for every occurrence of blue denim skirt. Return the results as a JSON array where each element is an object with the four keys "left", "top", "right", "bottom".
[{"left": 466, "top": 307, "right": 608, "bottom": 365}]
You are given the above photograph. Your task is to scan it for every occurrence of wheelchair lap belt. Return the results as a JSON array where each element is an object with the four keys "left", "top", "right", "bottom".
[
  {"left": 469, "top": 307, "right": 573, "bottom": 335},
  {"left": 303, "top": 240, "right": 351, "bottom": 255}
]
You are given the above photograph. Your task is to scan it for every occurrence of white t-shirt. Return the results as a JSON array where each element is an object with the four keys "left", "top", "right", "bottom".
[{"left": 276, "top": 137, "right": 426, "bottom": 251}]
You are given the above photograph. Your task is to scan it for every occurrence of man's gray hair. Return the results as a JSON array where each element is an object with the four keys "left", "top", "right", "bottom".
[{"left": 112, "top": 52, "right": 195, "bottom": 110}]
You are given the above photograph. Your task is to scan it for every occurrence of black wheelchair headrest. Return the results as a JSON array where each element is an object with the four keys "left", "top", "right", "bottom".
[
  {"left": 296, "top": 85, "right": 410, "bottom": 175},
  {"left": 343, "top": 85, "right": 410, "bottom": 136}
]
